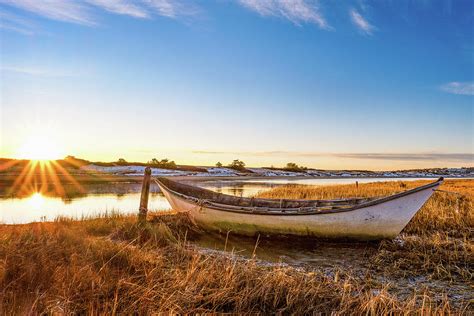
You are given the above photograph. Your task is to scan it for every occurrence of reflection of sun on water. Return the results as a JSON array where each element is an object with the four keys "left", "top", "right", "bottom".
[{"left": 28, "top": 192, "right": 45, "bottom": 210}]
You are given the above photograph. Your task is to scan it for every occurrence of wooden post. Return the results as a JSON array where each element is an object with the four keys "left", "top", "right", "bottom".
[{"left": 138, "top": 167, "right": 151, "bottom": 223}]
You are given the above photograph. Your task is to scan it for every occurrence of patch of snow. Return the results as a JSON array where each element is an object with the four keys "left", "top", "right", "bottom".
[
  {"left": 205, "top": 167, "right": 240, "bottom": 176},
  {"left": 248, "top": 168, "right": 305, "bottom": 177},
  {"left": 81, "top": 164, "right": 188, "bottom": 176},
  {"left": 306, "top": 170, "right": 330, "bottom": 177},
  {"left": 80, "top": 164, "right": 474, "bottom": 179}
]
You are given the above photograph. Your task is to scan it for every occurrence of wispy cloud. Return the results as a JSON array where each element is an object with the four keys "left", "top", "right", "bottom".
[
  {"left": 349, "top": 8, "right": 374, "bottom": 35},
  {"left": 0, "top": 0, "right": 96, "bottom": 25},
  {"left": 144, "top": 0, "right": 200, "bottom": 18},
  {"left": 86, "top": 0, "right": 149, "bottom": 18},
  {"left": 238, "top": 0, "right": 329, "bottom": 29},
  {"left": 0, "top": 10, "right": 37, "bottom": 35},
  {"left": 1, "top": 65, "right": 79, "bottom": 77},
  {"left": 193, "top": 150, "right": 474, "bottom": 163},
  {"left": 440, "top": 81, "right": 474, "bottom": 96},
  {"left": 0, "top": 0, "right": 200, "bottom": 26},
  {"left": 0, "top": 22, "right": 33, "bottom": 35}
]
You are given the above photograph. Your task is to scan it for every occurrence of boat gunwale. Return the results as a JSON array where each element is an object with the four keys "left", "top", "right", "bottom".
[{"left": 155, "top": 177, "right": 443, "bottom": 216}]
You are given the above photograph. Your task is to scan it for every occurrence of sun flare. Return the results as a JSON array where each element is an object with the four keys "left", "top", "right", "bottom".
[{"left": 17, "top": 135, "right": 63, "bottom": 161}]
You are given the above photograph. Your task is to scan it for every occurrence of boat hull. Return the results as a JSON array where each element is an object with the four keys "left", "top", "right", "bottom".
[{"left": 158, "top": 181, "right": 441, "bottom": 240}]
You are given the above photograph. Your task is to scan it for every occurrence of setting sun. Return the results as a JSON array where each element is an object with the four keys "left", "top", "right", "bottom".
[{"left": 17, "top": 135, "right": 63, "bottom": 161}]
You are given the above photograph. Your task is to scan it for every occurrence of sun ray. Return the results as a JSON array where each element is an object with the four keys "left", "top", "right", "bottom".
[
  {"left": 39, "top": 161, "right": 48, "bottom": 194},
  {"left": 0, "top": 159, "right": 21, "bottom": 172},
  {"left": 44, "top": 161, "right": 65, "bottom": 197},
  {"left": 5, "top": 157, "right": 88, "bottom": 200},
  {"left": 50, "top": 160, "right": 85, "bottom": 194},
  {"left": 63, "top": 157, "right": 86, "bottom": 168},
  {"left": 17, "top": 160, "right": 40, "bottom": 196},
  {"left": 4, "top": 132, "right": 86, "bottom": 199},
  {"left": 8, "top": 160, "right": 37, "bottom": 196}
]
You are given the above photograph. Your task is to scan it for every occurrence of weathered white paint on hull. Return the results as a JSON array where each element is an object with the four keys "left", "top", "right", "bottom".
[{"left": 158, "top": 181, "right": 441, "bottom": 240}]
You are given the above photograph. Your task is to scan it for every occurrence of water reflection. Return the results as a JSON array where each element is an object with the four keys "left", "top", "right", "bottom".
[
  {"left": 193, "top": 181, "right": 280, "bottom": 197},
  {"left": 28, "top": 192, "right": 45, "bottom": 210},
  {"left": 0, "top": 177, "right": 439, "bottom": 224},
  {"left": 0, "top": 190, "right": 170, "bottom": 224}
]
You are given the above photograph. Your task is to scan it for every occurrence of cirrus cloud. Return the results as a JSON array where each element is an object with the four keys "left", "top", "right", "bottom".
[
  {"left": 85, "top": 0, "right": 150, "bottom": 19},
  {"left": 143, "top": 0, "right": 200, "bottom": 18},
  {"left": 349, "top": 8, "right": 374, "bottom": 35},
  {"left": 238, "top": 0, "right": 329, "bottom": 29},
  {"left": 0, "top": 0, "right": 95, "bottom": 25},
  {"left": 0, "top": 0, "right": 200, "bottom": 26},
  {"left": 440, "top": 81, "right": 474, "bottom": 96},
  {"left": 0, "top": 10, "right": 37, "bottom": 35}
]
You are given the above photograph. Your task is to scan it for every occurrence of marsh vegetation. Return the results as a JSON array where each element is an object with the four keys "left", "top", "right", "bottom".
[{"left": 0, "top": 180, "right": 472, "bottom": 314}]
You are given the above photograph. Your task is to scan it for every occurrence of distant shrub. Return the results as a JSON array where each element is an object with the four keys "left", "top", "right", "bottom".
[
  {"left": 228, "top": 159, "right": 247, "bottom": 172},
  {"left": 267, "top": 162, "right": 307, "bottom": 173},
  {"left": 148, "top": 158, "right": 177, "bottom": 170},
  {"left": 215, "top": 162, "right": 223, "bottom": 168},
  {"left": 284, "top": 162, "right": 307, "bottom": 172},
  {"left": 117, "top": 158, "right": 127, "bottom": 165},
  {"left": 149, "top": 158, "right": 159, "bottom": 165}
]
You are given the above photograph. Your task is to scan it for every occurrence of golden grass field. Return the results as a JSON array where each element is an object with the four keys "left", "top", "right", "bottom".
[{"left": 0, "top": 179, "right": 472, "bottom": 314}]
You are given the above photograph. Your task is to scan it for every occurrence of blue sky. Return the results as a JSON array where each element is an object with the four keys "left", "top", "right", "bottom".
[{"left": 0, "top": 0, "right": 473, "bottom": 170}]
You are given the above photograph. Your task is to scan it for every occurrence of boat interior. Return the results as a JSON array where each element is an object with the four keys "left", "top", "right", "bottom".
[{"left": 155, "top": 177, "right": 375, "bottom": 209}]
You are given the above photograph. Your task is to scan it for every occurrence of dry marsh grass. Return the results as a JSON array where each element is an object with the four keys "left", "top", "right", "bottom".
[
  {"left": 0, "top": 179, "right": 472, "bottom": 314},
  {"left": 256, "top": 179, "right": 473, "bottom": 236},
  {"left": 256, "top": 179, "right": 473, "bottom": 300}
]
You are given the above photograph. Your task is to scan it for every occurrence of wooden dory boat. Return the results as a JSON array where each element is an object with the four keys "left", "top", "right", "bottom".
[{"left": 155, "top": 177, "right": 443, "bottom": 240}]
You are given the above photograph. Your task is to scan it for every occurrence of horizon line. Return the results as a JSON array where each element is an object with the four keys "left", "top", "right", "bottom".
[{"left": 1, "top": 155, "right": 472, "bottom": 172}]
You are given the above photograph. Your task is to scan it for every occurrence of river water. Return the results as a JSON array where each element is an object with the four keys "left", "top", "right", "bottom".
[
  {"left": 0, "top": 177, "right": 439, "bottom": 224},
  {"left": 1, "top": 176, "right": 470, "bottom": 304}
]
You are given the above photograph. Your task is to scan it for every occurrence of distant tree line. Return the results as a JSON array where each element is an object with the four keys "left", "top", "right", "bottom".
[
  {"left": 227, "top": 159, "right": 246, "bottom": 171},
  {"left": 63, "top": 156, "right": 307, "bottom": 173},
  {"left": 110, "top": 158, "right": 177, "bottom": 169},
  {"left": 147, "top": 158, "right": 177, "bottom": 169},
  {"left": 266, "top": 162, "right": 308, "bottom": 172},
  {"left": 215, "top": 160, "right": 308, "bottom": 173},
  {"left": 283, "top": 162, "right": 308, "bottom": 172},
  {"left": 215, "top": 159, "right": 249, "bottom": 172}
]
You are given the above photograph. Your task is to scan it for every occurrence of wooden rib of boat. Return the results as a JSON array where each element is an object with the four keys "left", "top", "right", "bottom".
[{"left": 155, "top": 177, "right": 443, "bottom": 240}]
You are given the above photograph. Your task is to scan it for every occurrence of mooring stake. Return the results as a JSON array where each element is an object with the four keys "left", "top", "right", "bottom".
[{"left": 138, "top": 167, "right": 152, "bottom": 224}]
